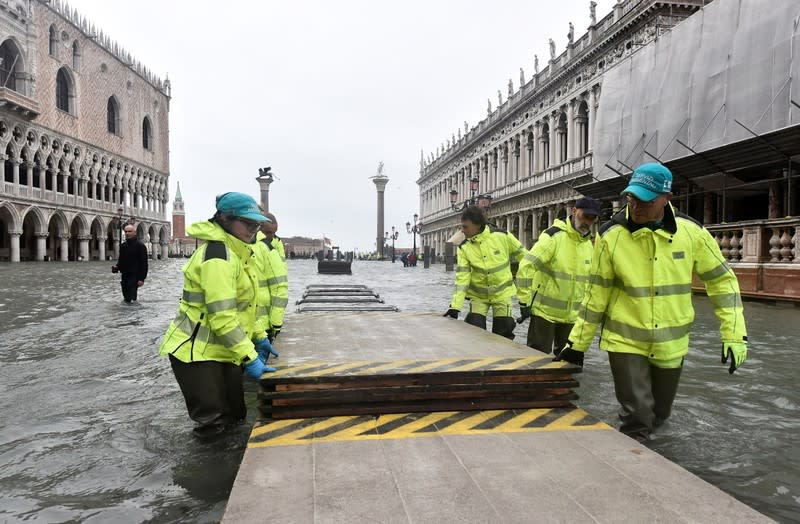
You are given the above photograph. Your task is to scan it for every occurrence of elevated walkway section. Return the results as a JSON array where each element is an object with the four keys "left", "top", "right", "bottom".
[{"left": 224, "top": 312, "right": 769, "bottom": 523}]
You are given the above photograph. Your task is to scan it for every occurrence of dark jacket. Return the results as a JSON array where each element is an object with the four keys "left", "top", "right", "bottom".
[{"left": 118, "top": 237, "right": 149, "bottom": 281}]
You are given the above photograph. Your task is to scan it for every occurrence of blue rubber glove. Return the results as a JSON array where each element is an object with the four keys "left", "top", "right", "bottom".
[
  {"left": 244, "top": 357, "right": 275, "bottom": 380},
  {"left": 255, "top": 337, "right": 279, "bottom": 362}
]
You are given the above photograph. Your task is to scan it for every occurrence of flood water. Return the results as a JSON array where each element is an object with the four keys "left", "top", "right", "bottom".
[{"left": 0, "top": 258, "right": 798, "bottom": 522}]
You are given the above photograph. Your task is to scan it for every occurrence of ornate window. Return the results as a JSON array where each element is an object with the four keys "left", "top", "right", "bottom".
[
  {"left": 49, "top": 25, "right": 57, "bottom": 56},
  {"left": 107, "top": 96, "right": 120, "bottom": 134},
  {"left": 142, "top": 116, "right": 152, "bottom": 150},
  {"left": 0, "top": 39, "right": 22, "bottom": 92},
  {"left": 56, "top": 67, "right": 74, "bottom": 114},
  {"left": 72, "top": 41, "right": 81, "bottom": 70}
]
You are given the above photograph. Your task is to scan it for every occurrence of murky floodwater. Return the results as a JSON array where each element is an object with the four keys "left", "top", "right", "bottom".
[{"left": 0, "top": 259, "right": 798, "bottom": 523}]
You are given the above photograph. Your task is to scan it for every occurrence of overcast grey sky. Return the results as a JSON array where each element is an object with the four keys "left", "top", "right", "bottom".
[{"left": 68, "top": 0, "right": 615, "bottom": 252}]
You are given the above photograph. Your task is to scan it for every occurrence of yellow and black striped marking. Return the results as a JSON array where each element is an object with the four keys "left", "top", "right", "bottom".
[
  {"left": 264, "top": 355, "right": 573, "bottom": 381},
  {"left": 248, "top": 407, "right": 610, "bottom": 448}
]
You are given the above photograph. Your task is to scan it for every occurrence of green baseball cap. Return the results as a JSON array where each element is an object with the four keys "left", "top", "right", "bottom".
[
  {"left": 622, "top": 163, "right": 673, "bottom": 202},
  {"left": 215, "top": 192, "right": 271, "bottom": 222}
]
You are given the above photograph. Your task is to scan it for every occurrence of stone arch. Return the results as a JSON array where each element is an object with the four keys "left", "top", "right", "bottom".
[
  {"left": 557, "top": 111, "right": 568, "bottom": 163},
  {"left": 90, "top": 215, "right": 107, "bottom": 260},
  {"left": 71, "top": 40, "right": 81, "bottom": 70},
  {"left": 20, "top": 206, "right": 44, "bottom": 260},
  {"left": 107, "top": 95, "right": 121, "bottom": 135},
  {"left": 48, "top": 24, "right": 58, "bottom": 56},
  {"left": 0, "top": 201, "right": 21, "bottom": 231},
  {"left": 3, "top": 142, "right": 16, "bottom": 184},
  {"left": 576, "top": 100, "right": 589, "bottom": 156}
]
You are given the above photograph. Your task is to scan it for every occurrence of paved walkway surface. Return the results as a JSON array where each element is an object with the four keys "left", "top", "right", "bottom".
[{"left": 223, "top": 313, "right": 772, "bottom": 523}]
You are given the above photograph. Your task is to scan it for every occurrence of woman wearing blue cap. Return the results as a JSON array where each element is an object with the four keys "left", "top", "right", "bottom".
[{"left": 158, "top": 192, "right": 278, "bottom": 438}]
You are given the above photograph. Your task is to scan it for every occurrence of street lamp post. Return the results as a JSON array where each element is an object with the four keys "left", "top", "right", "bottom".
[
  {"left": 116, "top": 206, "right": 124, "bottom": 246},
  {"left": 449, "top": 175, "right": 493, "bottom": 212},
  {"left": 386, "top": 227, "right": 399, "bottom": 262},
  {"left": 405, "top": 213, "right": 422, "bottom": 257}
]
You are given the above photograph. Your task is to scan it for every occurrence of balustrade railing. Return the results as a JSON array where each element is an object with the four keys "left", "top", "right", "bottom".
[{"left": 706, "top": 218, "right": 800, "bottom": 265}]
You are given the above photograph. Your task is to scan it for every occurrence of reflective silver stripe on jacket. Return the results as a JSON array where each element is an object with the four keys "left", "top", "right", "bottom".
[
  {"left": 614, "top": 281, "right": 693, "bottom": 298},
  {"left": 455, "top": 284, "right": 469, "bottom": 293},
  {"left": 515, "top": 277, "right": 533, "bottom": 288},
  {"left": 709, "top": 292, "right": 743, "bottom": 309},
  {"left": 270, "top": 296, "right": 289, "bottom": 307},
  {"left": 266, "top": 275, "right": 288, "bottom": 285},
  {"left": 257, "top": 306, "right": 270, "bottom": 317},
  {"left": 485, "top": 261, "right": 510, "bottom": 274},
  {"left": 207, "top": 298, "right": 238, "bottom": 313},
  {"left": 455, "top": 265, "right": 470, "bottom": 273},
  {"left": 171, "top": 312, "right": 247, "bottom": 347},
  {"left": 604, "top": 318, "right": 692, "bottom": 343},
  {"left": 698, "top": 262, "right": 731, "bottom": 282},
  {"left": 182, "top": 290, "right": 205, "bottom": 303},
  {"left": 468, "top": 279, "right": 513, "bottom": 296},
  {"left": 578, "top": 307, "right": 605, "bottom": 324}
]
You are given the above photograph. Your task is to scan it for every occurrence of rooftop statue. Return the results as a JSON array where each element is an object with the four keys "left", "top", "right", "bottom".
[
  {"left": 590, "top": 1, "right": 597, "bottom": 25},
  {"left": 549, "top": 38, "right": 556, "bottom": 60}
]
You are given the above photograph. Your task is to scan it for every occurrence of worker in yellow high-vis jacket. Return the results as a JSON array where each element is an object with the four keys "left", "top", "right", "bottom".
[
  {"left": 256, "top": 211, "right": 289, "bottom": 344},
  {"left": 159, "top": 193, "right": 278, "bottom": 439},
  {"left": 516, "top": 196, "right": 600, "bottom": 354},
  {"left": 444, "top": 205, "right": 526, "bottom": 340},
  {"left": 556, "top": 163, "right": 748, "bottom": 441}
]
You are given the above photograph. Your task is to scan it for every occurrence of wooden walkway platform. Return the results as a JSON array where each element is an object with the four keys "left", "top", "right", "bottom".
[{"left": 223, "top": 312, "right": 770, "bottom": 523}]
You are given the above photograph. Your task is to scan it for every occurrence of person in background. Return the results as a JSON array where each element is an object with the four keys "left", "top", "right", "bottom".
[
  {"left": 158, "top": 192, "right": 277, "bottom": 439},
  {"left": 556, "top": 163, "right": 748, "bottom": 441},
  {"left": 112, "top": 224, "right": 148, "bottom": 303},
  {"left": 516, "top": 196, "right": 600, "bottom": 353},
  {"left": 443, "top": 205, "right": 526, "bottom": 340},
  {"left": 256, "top": 210, "right": 289, "bottom": 344}
]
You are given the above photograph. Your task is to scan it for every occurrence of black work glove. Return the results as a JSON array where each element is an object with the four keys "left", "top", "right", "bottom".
[
  {"left": 443, "top": 308, "right": 459, "bottom": 319},
  {"left": 553, "top": 341, "right": 584, "bottom": 367},
  {"left": 268, "top": 325, "right": 282, "bottom": 344},
  {"left": 517, "top": 304, "right": 531, "bottom": 324}
]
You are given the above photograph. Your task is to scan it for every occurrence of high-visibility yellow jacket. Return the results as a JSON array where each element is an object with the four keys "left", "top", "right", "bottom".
[
  {"left": 254, "top": 232, "right": 289, "bottom": 330},
  {"left": 449, "top": 225, "right": 526, "bottom": 311},
  {"left": 516, "top": 216, "right": 594, "bottom": 323},
  {"left": 273, "top": 236, "right": 286, "bottom": 263},
  {"left": 158, "top": 221, "right": 265, "bottom": 366},
  {"left": 569, "top": 204, "right": 747, "bottom": 360}
]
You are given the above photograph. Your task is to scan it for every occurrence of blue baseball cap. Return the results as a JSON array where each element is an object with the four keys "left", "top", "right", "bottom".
[
  {"left": 622, "top": 163, "right": 673, "bottom": 202},
  {"left": 215, "top": 192, "right": 271, "bottom": 222}
]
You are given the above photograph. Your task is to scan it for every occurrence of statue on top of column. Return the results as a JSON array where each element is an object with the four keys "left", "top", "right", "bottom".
[
  {"left": 520, "top": 67, "right": 525, "bottom": 86},
  {"left": 590, "top": 1, "right": 597, "bottom": 26},
  {"left": 497, "top": 89, "right": 503, "bottom": 106},
  {"left": 464, "top": 121, "right": 468, "bottom": 133},
  {"left": 549, "top": 38, "right": 556, "bottom": 60},
  {"left": 487, "top": 98, "right": 492, "bottom": 115},
  {"left": 458, "top": 128, "right": 462, "bottom": 140},
  {"left": 507, "top": 78, "right": 514, "bottom": 97},
  {"left": 534, "top": 54, "right": 539, "bottom": 74},
  {"left": 568, "top": 22, "right": 574, "bottom": 45},
  {"left": 375, "top": 161, "right": 385, "bottom": 178}
]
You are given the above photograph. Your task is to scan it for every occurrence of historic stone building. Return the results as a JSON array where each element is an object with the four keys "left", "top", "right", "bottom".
[
  {"left": 417, "top": 0, "right": 707, "bottom": 255},
  {"left": 0, "top": 0, "right": 170, "bottom": 261},
  {"left": 420, "top": 0, "right": 800, "bottom": 300},
  {"left": 169, "top": 182, "right": 195, "bottom": 257}
]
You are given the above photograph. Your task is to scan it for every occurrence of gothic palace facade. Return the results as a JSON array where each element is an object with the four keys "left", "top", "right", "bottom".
[
  {"left": 417, "top": 0, "right": 704, "bottom": 255},
  {"left": 0, "top": 0, "right": 170, "bottom": 261}
]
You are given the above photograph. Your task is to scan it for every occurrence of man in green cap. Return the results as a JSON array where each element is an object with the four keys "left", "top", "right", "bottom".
[{"left": 556, "top": 163, "right": 748, "bottom": 441}]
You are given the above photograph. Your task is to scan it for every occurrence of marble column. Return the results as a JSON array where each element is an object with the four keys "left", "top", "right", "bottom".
[
  {"left": 549, "top": 117, "right": 557, "bottom": 167},
  {"left": 566, "top": 102, "right": 575, "bottom": 160},
  {"left": 35, "top": 233, "right": 46, "bottom": 261},
  {"left": 78, "top": 235, "right": 90, "bottom": 261},
  {"left": 531, "top": 209, "right": 541, "bottom": 244},
  {"left": 161, "top": 242, "right": 169, "bottom": 260},
  {"left": 518, "top": 212, "right": 527, "bottom": 248},
  {"left": 588, "top": 87, "right": 598, "bottom": 152},
  {"left": 372, "top": 175, "right": 389, "bottom": 258},
  {"left": 97, "top": 234, "right": 106, "bottom": 261},
  {"left": 59, "top": 235, "right": 69, "bottom": 262},
  {"left": 9, "top": 229, "right": 21, "bottom": 262}
]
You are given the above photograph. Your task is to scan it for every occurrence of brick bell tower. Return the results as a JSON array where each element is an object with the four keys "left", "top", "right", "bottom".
[{"left": 172, "top": 181, "right": 186, "bottom": 239}]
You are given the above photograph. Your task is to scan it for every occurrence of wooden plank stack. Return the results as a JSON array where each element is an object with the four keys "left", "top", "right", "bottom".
[
  {"left": 259, "top": 356, "right": 581, "bottom": 419},
  {"left": 296, "top": 284, "right": 398, "bottom": 313}
]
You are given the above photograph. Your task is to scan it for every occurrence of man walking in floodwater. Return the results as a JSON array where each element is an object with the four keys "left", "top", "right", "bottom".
[
  {"left": 112, "top": 224, "right": 148, "bottom": 303},
  {"left": 555, "top": 163, "right": 748, "bottom": 441}
]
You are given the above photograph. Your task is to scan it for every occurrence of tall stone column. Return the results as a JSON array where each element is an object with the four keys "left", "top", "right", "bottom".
[
  {"left": 533, "top": 124, "right": 541, "bottom": 172},
  {"left": 9, "top": 229, "right": 21, "bottom": 262},
  {"left": 549, "top": 117, "right": 557, "bottom": 167},
  {"left": 161, "top": 242, "right": 169, "bottom": 261},
  {"left": 372, "top": 175, "right": 389, "bottom": 258},
  {"left": 531, "top": 209, "right": 541, "bottom": 244},
  {"left": 78, "top": 235, "right": 90, "bottom": 261},
  {"left": 35, "top": 233, "right": 46, "bottom": 261},
  {"left": 588, "top": 87, "right": 597, "bottom": 152},
  {"left": 98, "top": 235, "right": 106, "bottom": 261},
  {"left": 566, "top": 101, "right": 575, "bottom": 160},
  {"left": 518, "top": 213, "right": 527, "bottom": 248},
  {"left": 256, "top": 172, "right": 274, "bottom": 212},
  {"left": 59, "top": 235, "right": 69, "bottom": 262},
  {"left": 12, "top": 160, "right": 20, "bottom": 194},
  {"left": 27, "top": 164, "right": 33, "bottom": 190}
]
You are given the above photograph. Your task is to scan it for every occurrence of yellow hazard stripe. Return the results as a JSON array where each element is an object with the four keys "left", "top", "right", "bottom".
[{"left": 248, "top": 407, "right": 610, "bottom": 448}]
